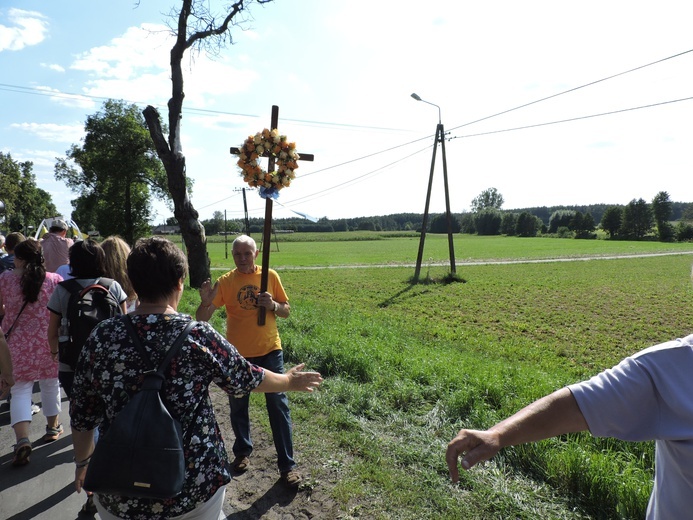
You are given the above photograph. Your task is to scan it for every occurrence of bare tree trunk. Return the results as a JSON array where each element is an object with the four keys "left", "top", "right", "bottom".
[
  {"left": 141, "top": 0, "right": 263, "bottom": 286},
  {"left": 143, "top": 105, "right": 210, "bottom": 288}
]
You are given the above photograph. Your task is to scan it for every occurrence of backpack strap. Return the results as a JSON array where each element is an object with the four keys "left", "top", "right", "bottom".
[
  {"left": 59, "top": 278, "right": 83, "bottom": 298},
  {"left": 123, "top": 316, "right": 197, "bottom": 376}
]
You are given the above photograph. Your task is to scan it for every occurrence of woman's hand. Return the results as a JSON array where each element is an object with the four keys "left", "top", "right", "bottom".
[{"left": 285, "top": 363, "right": 323, "bottom": 392}]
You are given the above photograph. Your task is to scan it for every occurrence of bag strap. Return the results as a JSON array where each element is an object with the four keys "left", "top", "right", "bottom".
[
  {"left": 123, "top": 316, "right": 197, "bottom": 376},
  {"left": 4, "top": 299, "right": 29, "bottom": 339}
]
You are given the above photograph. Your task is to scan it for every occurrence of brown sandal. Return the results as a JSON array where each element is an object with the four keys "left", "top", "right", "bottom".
[
  {"left": 12, "top": 438, "right": 32, "bottom": 466},
  {"left": 281, "top": 469, "right": 302, "bottom": 488},
  {"left": 43, "top": 424, "right": 63, "bottom": 442},
  {"left": 232, "top": 455, "right": 250, "bottom": 472}
]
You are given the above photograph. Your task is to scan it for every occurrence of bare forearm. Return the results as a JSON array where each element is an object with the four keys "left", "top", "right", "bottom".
[
  {"left": 72, "top": 428, "right": 95, "bottom": 462},
  {"left": 195, "top": 303, "right": 216, "bottom": 322},
  {"left": 446, "top": 387, "right": 588, "bottom": 482},
  {"left": 490, "top": 388, "right": 589, "bottom": 447}
]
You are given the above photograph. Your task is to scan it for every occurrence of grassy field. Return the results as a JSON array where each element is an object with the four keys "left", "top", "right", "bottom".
[{"left": 177, "top": 233, "right": 693, "bottom": 519}]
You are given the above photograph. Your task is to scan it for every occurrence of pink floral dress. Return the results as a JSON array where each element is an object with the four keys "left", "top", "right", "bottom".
[{"left": 0, "top": 271, "right": 62, "bottom": 381}]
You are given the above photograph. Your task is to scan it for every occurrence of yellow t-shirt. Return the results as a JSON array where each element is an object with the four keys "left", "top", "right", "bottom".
[{"left": 212, "top": 267, "right": 288, "bottom": 358}]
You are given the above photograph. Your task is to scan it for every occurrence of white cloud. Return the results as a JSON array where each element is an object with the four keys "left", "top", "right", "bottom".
[
  {"left": 11, "top": 122, "right": 84, "bottom": 143},
  {"left": 70, "top": 23, "right": 171, "bottom": 78},
  {"left": 0, "top": 8, "right": 49, "bottom": 52},
  {"left": 41, "top": 62, "right": 65, "bottom": 73}
]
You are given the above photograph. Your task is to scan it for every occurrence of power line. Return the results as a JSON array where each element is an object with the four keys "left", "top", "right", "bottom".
[
  {"left": 446, "top": 48, "right": 693, "bottom": 133},
  {"left": 0, "top": 82, "right": 413, "bottom": 134},
  {"left": 449, "top": 96, "right": 693, "bottom": 140}
]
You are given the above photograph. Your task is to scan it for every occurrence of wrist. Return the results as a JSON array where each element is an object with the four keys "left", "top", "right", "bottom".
[{"left": 74, "top": 455, "right": 92, "bottom": 468}]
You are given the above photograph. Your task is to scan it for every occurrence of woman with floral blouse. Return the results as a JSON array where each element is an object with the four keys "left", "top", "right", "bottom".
[{"left": 69, "top": 237, "right": 322, "bottom": 520}]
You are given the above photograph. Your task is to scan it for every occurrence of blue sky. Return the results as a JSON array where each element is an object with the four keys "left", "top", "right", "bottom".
[{"left": 1, "top": 1, "right": 692, "bottom": 226}]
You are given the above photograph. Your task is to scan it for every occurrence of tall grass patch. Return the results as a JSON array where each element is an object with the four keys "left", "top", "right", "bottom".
[{"left": 184, "top": 235, "right": 693, "bottom": 518}]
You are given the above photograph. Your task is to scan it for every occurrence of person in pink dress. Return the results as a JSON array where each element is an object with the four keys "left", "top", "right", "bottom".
[{"left": 0, "top": 237, "right": 63, "bottom": 466}]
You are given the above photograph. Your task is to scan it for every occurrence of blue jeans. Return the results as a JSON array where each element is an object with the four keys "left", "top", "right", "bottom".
[{"left": 229, "top": 349, "right": 296, "bottom": 472}]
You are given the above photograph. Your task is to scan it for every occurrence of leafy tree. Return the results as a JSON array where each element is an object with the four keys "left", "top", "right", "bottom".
[
  {"left": 0, "top": 152, "right": 57, "bottom": 233},
  {"left": 652, "top": 191, "right": 674, "bottom": 241},
  {"left": 515, "top": 212, "right": 540, "bottom": 237},
  {"left": 675, "top": 221, "right": 693, "bottom": 241},
  {"left": 620, "top": 198, "right": 654, "bottom": 239},
  {"left": 600, "top": 206, "right": 622, "bottom": 238},
  {"left": 471, "top": 187, "right": 504, "bottom": 213},
  {"left": 570, "top": 211, "right": 596, "bottom": 238},
  {"left": 55, "top": 100, "right": 168, "bottom": 244},
  {"left": 459, "top": 212, "right": 475, "bottom": 234},
  {"left": 430, "top": 213, "right": 461, "bottom": 234},
  {"left": 548, "top": 210, "right": 576, "bottom": 233},
  {"left": 143, "top": 0, "right": 273, "bottom": 287},
  {"left": 500, "top": 212, "right": 518, "bottom": 236},
  {"left": 473, "top": 209, "right": 502, "bottom": 235}
]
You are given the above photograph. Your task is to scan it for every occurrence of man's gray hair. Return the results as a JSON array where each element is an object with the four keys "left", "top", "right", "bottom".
[{"left": 232, "top": 234, "right": 257, "bottom": 251}]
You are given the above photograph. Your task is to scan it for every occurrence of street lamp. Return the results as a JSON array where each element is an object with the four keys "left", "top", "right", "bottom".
[
  {"left": 411, "top": 93, "right": 441, "bottom": 124},
  {"left": 410, "top": 93, "right": 456, "bottom": 281}
]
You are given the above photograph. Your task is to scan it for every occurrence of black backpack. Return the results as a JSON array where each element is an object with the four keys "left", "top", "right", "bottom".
[
  {"left": 58, "top": 277, "right": 123, "bottom": 369},
  {"left": 83, "top": 317, "right": 197, "bottom": 498}
]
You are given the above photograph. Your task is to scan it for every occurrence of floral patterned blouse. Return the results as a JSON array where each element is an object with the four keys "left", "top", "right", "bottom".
[{"left": 70, "top": 313, "right": 265, "bottom": 519}]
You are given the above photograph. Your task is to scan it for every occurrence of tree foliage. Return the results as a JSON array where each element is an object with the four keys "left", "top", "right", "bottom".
[
  {"left": 515, "top": 212, "right": 541, "bottom": 237},
  {"left": 548, "top": 210, "right": 576, "bottom": 234},
  {"left": 0, "top": 152, "right": 57, "bottom": 233},
  {"left": 600, "top": 207, "right": 622, "bottom": 239},
  {"left": 651, "top": 191, "right": 674, "bottom": 241},
  {"left": 620, "top": 198, "right": 654, "bottom": 239},
  {"left": 474, "top": 209, "right": 502, "bottom": 235},
  {"left": 55, "top": 100, "right": 168, "bottom": 244},
  {"left": 143, "top": 0, "right": 273, "bottom": 287},
  {"left": 471, "top": 187, "right": 504, "bottom": 213},
  {"left": 430, "top": 213, "right": 461, "bottom": 234}
]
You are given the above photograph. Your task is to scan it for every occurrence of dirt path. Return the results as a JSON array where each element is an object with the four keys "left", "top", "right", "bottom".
[{"left": 211, "top": 389, "right": 343, "bottom": 519}]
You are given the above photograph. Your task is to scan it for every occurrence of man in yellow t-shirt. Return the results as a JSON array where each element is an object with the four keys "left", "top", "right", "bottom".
[{"left": 196, "top": 235, "right": 301, "bottom": 487}]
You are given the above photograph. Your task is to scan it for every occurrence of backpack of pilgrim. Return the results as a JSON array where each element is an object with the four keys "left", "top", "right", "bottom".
[
  {"left": 83, "top": 318, "right": 197, "bottom": 498},
  {"left": 58, "top": 277, "right": 122, "bottom": 369}
]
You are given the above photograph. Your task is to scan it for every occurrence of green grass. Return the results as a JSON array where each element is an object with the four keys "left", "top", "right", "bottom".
[
  {"left": 198, "top": 232, "right": 693, "bottom": 268},
  {"left": 176, "top": 234, "right": 693, "bottom": 519}
]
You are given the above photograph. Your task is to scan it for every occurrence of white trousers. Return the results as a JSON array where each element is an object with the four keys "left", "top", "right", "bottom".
[
  {"left": 10, "top": 379, "right": 61, "bottom": 426},
  {"left": 94, "top": 486, "right": 227, "bottom": 520}
]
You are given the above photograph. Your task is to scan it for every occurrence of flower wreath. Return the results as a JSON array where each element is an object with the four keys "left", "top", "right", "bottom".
[{"left": 235, "top": 128, "right": 300, "bottom": 199}]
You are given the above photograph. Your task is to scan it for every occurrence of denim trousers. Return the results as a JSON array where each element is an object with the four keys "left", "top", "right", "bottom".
[{"left": 229, "top": 349, "right": 296, "bottom": 472}]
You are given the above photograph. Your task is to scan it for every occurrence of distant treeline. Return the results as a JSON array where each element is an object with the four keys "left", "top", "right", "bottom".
[{"left": 219, "top": 202, "right": 692, "bottom": 234}]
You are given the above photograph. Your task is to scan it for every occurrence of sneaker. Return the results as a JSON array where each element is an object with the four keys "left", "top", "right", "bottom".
[
  {"left": 31, "top": 403, "right": 40, "bottom": 415},
  {"left": 232, "top": 455, "right": 250, "bottom": 473},
  {"left": 280, "top": 469, "right": 302, "bottom": 488},
  {"left": 43, "top": 423, "right": 63, "bottom": 442}
]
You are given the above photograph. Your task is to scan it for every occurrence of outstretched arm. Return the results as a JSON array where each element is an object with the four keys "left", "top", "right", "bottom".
[
  {"left": 446, "top": 388, "right": 589, "bottom": 483},
  {"left": 255, "top": 363, "right": 322, "bottom": 393}
]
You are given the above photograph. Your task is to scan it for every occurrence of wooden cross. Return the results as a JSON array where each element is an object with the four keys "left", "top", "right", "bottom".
[{"left": 230, "top": 105, "right": 315, "bottom": 325}]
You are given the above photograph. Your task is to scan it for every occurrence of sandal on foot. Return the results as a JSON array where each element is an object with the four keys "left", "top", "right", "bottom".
[
  {"left": 80, "top": 493, "right": 97, "bottom": 516},
  {"left": 43, "top": 423, "right": 63, "bottom": 442},
  {"left": 281, "top": 469, "right": 302, "bottom": 488},
  {"left": 232, "top": 455, "right": 250, "bottom": 473},
  {"left": 12, "top": 438, "right": 32, "bottom": 467}
]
